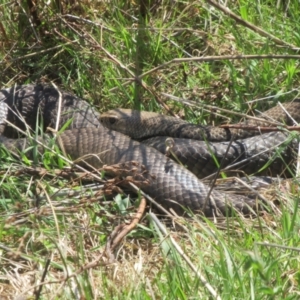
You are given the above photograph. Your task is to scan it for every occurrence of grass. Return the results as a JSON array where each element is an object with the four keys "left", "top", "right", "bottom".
[{"left": 1, "top": 0, "right": 300, "bottom": 298}]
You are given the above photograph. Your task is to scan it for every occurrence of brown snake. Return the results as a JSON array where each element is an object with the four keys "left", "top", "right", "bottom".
[
  {"left": 0, "top": 84, "right": 299, "bottom": 216},
  {"left": 100, "top": 106, "right": 300, "bottom": 179}
]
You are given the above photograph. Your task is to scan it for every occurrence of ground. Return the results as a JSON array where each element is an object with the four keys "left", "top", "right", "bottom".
[{"left": 1, "top": 1, "right": 300, "bottom": 299}]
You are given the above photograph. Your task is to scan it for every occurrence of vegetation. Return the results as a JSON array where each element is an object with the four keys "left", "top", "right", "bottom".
[{"left": 1, "top": 0, "right": 300, "bottom": 298}]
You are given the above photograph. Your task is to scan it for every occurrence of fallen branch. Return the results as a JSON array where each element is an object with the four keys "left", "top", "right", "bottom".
[
  {"left": 104, "top": 197, "right": 147, "bottom": 262},
  {"left": 220, "top": 124, "right": 300, "bottom": 132}
]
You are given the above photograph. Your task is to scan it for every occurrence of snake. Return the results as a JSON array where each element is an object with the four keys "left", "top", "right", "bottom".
[
  {"left": 0, "top": 84, "right": 298, "bottom": 216},
  {"left": 100, "top": 106, "right": 300, "bottom": 179}
]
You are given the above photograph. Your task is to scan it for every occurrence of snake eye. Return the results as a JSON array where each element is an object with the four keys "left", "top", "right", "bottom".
[{"left": 108, "top": 117, "right": 117, "bottom": 124}]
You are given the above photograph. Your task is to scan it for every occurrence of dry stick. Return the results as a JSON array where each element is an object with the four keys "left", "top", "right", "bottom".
[
  {"left": 34, "top": 256, "right": 51, "bottom": 300},
  {"left": 149, "top": 212, "right": 222, "bottom": 300},
  {"left": 0, "top": 41, "right": 74, "bottom": 65},
  {"left": 220, "top": 125, "right": 300, "bottom": 132},
  {"left": 247, "top": 90, "right": 300, "bottom": 103},
  {"left": 59, "top": 16, "right": 88, "bottom": 41},
  {"left": 62, "top": 14, "right": 114, "bottom": 32},
  {"left": 278, "top": 102, "right": 298, "bottom": 126},
  {"left": 206, "top": 0, "right": 298, "bottom": 50},
  {"left": 140, "top": 54, "right": 300, "bottom": 80},
  {"left": 17, "top": 166, "right": 93, "bottom": 181},
  {"left": 166, "top": 92, "right": 300, "bottom": 177},
  {"left": 161, "top": 92, "right": 289, "bottom": 125},
  {"left": 255, "top": 242, "right": 300, "bottom": 252},
  {"left": 16, "top": 231, "right": 31, "bottom": 253},
  {"left": 105, "top": 197, "right": 147, "bottom": 261}
]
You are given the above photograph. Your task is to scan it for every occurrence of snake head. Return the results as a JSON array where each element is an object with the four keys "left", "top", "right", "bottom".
[{"left": 100, "top": 109, "right": 147, "bottom": 138}]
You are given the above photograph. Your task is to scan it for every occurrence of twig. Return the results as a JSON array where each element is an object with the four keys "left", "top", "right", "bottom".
[
  {"left": 220, "top": 124, "right": 300, "bottom": 132},
  {"left": 255, "top": 242, "right": 300, "bottom": 252},
  {"left": 62, "top": 14, "right": 114, "bottom": 32},
  {"left": 34, "top": 256, "right": 51, "bottom": 300},
  {"left": 161, "top": 92, "right": 285, "bottom": 125},
  {"left": 140, "top": 54, "right": 300, "bottom": 80},
  {"left": 206, "top": 0, "right": 298, "bottom": 50},
  {"left": 0, "top": 42, "right": 75, "bottom": 65},
  {"left": 104, "top": 197, "right": 147, "bottom": 261},
  {"left": 14, "top": 166, "right": 104, "bottom": 182}
]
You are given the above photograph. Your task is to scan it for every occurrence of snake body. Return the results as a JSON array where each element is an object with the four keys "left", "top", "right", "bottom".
[
  {"left": 0, "top": 84, "right": 101, "bottom": 137},
  {"left": 0, "top": 84, "right": 297, "bottom": 216},
  {"left": 141, "top": 133, "right": 295, "bottom": 179},
  {"left": 100, "top": 105, "right": 299, "bottom": 178},
  {"left": 99, "top": 103, "right": 300, "bottom": 141}
]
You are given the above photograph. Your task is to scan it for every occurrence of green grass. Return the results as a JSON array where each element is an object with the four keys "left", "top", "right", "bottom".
[{"left": 1, "top": 0, "right": 300, "bottom": 298}]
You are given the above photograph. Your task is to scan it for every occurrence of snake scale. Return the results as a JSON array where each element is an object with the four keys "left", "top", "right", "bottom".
[
  {"left": 100, "top": 107, "right": 300, "bottom": 179},
  {"left": 0, "top": 84, "right": 298, "bottom": 216}
]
